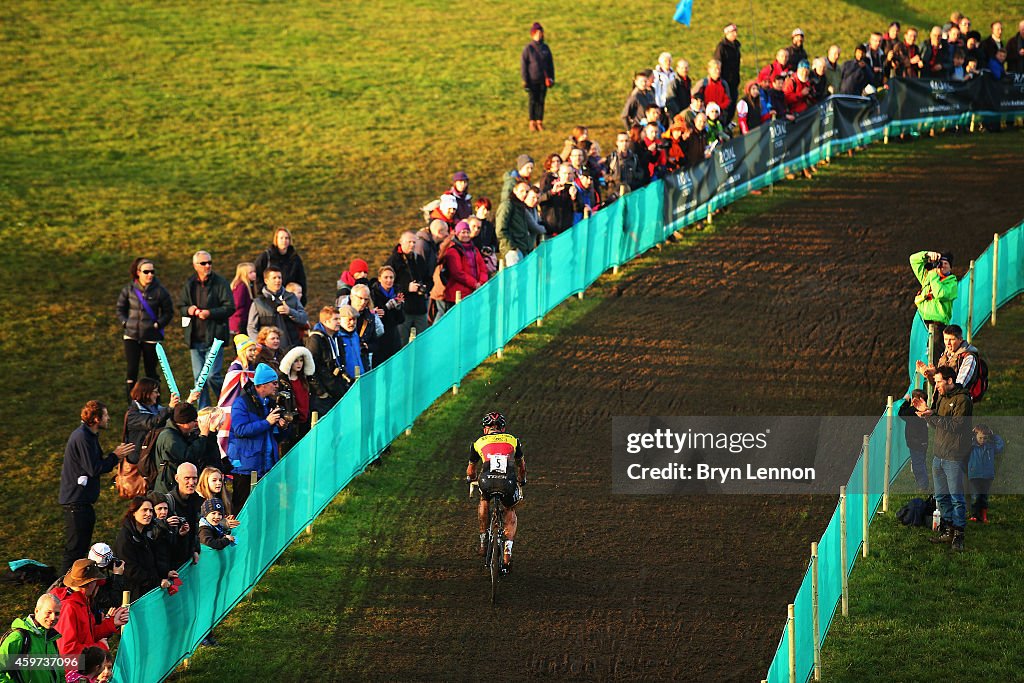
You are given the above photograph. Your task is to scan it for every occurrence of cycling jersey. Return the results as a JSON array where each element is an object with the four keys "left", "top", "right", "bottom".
[{"left": 469, "top": 433, "right": 524, "bottom": 476}]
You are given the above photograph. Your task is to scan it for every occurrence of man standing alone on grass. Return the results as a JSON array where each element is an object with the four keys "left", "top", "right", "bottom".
[
  {"left": 912, "top": 367, "right": 973, "bottom": 552},
  {"left": 59, "top": 401, "right": 134, "bottom": 573},
  {"left": 521, "top": 22, "right": 555, "bottom": 132}
]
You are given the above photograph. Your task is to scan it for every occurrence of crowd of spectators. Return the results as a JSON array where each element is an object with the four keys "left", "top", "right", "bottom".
[{"left": 12, "top": 10, "right": 1021, "bottom": 680}]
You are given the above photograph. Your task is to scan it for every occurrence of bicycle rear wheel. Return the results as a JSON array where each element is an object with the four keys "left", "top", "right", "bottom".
[{"left": 489, "top": 497, "right": 503, "bottom": 605}]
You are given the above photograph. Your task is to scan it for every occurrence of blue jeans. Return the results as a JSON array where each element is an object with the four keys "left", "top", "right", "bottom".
[
  {"left": 933, "top": 457, "right": 967, "bottom": 528},
  {"left": 909, "top": 448, "right": 929, "bottom": 491},
  {"left": 190, "top": 343, "right": 224, "bottom": 409}
]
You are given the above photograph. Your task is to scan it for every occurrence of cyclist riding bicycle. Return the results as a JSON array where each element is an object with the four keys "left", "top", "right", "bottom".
[{"left": 467, "top": 411, "right": 527, "bottom": 574}]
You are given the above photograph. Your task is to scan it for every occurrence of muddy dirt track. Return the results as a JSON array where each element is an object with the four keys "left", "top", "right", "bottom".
[{"left": 327, "top": 138, "right": 1024, "bottom": 681}]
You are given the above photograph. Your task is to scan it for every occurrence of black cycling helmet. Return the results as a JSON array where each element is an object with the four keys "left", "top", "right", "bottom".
[{"left": 482, "top": 411, "right": 506, "bottom": 430}]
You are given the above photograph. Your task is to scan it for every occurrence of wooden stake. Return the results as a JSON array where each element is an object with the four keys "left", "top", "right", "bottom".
[
  {"left": 883, "top": 125, "right": 890, "bottom": 144},
  {"left": 250, "top": 470, "right": 258, "bottom": 489},
  {"left": 121, "top": 590, "right": 130, "bottom": 634},
  {"left": 882, "top": 396, "right": 893, "bottom": 514},
  {"left": 612, "top": 265, "right": 619, "bottom": 274},
  {"left": 862, "top": 435, "right": 870, "bottom": 558},
  {"left": 840, "top": 486, "right": 849, "bottom": 616},
  {"left": 787, "top": 603, "right": 796, "bottom": 683},
  {"left": 967, "top": 259, "right": 975, "bottom": 344},
  {"left": 577, "top": 291, "right": 584, "bottom": 300},
  {"left": 811, "top": 542, "right": 821, "bottom": 681},
  {"left": 991, "top": 232, "right": 999, "bottom": 326}
]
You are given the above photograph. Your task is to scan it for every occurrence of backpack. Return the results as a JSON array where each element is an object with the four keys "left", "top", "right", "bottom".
[
  {"left": 896, "top": 496, "right": 935, "bottom": 527},
  {"left": 963, "top": 351, "right": 989, "bottom": 403},
  {"left": 120, "top": 413, "right": 163, "bottom": 496}
]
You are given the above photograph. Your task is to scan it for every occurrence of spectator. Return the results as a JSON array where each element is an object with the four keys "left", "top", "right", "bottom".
[
  {"left": 881, "top": 21, "right": 901, "bottom": 80},
  {"left": 764, "top": 73, "right": 788, "bottom": 117},
  {"left": 910, "top": 250, "right": 958, "bottom": 365},
  {"left": 152, "top": 402, "right": 212, "bottom": 495},
  {"left": 897, "top": 389, "right": 930, "bottom": 491},
  {"left": 521, "top": 21, "right": 555, "bottom": 132},
  {"left": 337, "top": 305, "right": 369, "bottom": 382},
  {"left": 665, "top": 59, "right": 693, "bottom": 119},
  {"left": 66, "top": 646, "right": 105, "bottom": 683},
  {"left": 604, "top": 131, "right": 642, "bottom": 197},
  {"left": 387, "top": 231, "right": 431, "bottom": 344},
  {"left": 443, "top": 220, "right": 489, "bottom": 308},
  {"left": 164, "top": 462, "right": 202, "bottom": 567},
  {"left": 471, "top": 198, "right": 498, "bottom": 258},
  {"left": 215, "top": 334, "right": 262, "bottom": 459},
  {"left": 982, "top": 21, "right": 1004, "bottom": 62},
  {"left": 369, "top": 266, "right": 405, "bottom": 364},
  {"left": 916, "top": 324, "right": 978, "bottom": 392},
  {"left": 684, "top": 113, "right": 709, "bottom": 168},
  {"left": 145, "top": 492, "right": 175, "bottom": 575},
  {"left": 621, "top": 71, "right": 656, "bottom": 129},
  {"left": 425, "top": 193, "right": 459, "bottom": 231},
  {"left": 891, "top": 27, "right": 924, "bottom": 79},
  {"left": 343, "top": 284, "right": 384, "bottom": 363},
  {"left": 417, "top": 219, "right": 451, "bottom": 318},
  {"left": 52, "top": 560, "right": 128, "bottom": 656},
  {"left": 965, "top": 34, "right": 985, "bottom": 69},
  {"left": 559, "top": 127, "right": 592, "bottom": 165},
  {"left": 565, "top": 146, "right": 592, "bottom": 180},
  {"left": 704, "top": 103, "right": 728, "bottom": 145},
  {"left": 59, "top": 401, "right": 133, "bottom": 573},
  {"left": 255, "top": 325, "right": 285, "bottom": 369},
  {"left": 199, "top": 497, "right": 236, "bottom": 550},
  {"left": 627, "top": 124, "right": 651, "bottom": 185},
  {"left": 662, "top": 120, "right": 687, "bottom": 173},
  {"left": 96, "top": 652, "right": 114, "bottom": 683},
  {"left": 968, "top": 424, "right": 1005, "bottom": 524},
  {"left": 497, "top": 164, "right": 533, "bottom": 268},
  {"left": 693, "top": 59, "right": 732, "bottom": 122},
  {"left": 179, "top": 251, "right": 234, "bottom": 409},
  {"left": 641, "top": 122, "right": 667, "bottom": 178},
  {"left": 865, "top": 32, "right": 886, "bottom": 85},
  {"left": 912, "top": 366, "right": 973, "bottom": 552},
  {"left": 784, "top": 28, "right": 809, "bottom": 71},
  {"left": 824, "top": 45, "right": 842, "bottom": 95},
  {"left": 950, "top": 49, "right": 968, "bottom": 81},
  {"left": 229, "top": 364, "right": 284, "bottom": 510},
  {"left": 0, "top": 593, "right": 63, "bottom": 682},
  {"left": 467, "top": 218, "right": 498, "bottom": 275},
  {"left": 123, "top": 378, "right": 176, "bottom": 467},
  {"left": 277, "top": 345, "right": 314, "bottom": 451},
  {"left": 713, "top": 24, "right": 742, "bottom": 120},
  {"left": 113, "top": 496, "right": 179, "bottom": 600},
  {"left": 958, "top": 16, "right": 973, "bottom": 41},
  {"left": 254, "top": 227, "right": 307, "bottom": 305},
  {"left": 783, "top": 61, "right": 815, "bottom": 116},
  {"left": 839, "top": 45, "right": 872, "bottom": 96},
  {"left": 759, "top": 48, "right": 791, "bottom": 87},
  {"left": 736, "top": 81, "right": 770, "bottom": 134},
  {"left": 117, "top": 257, "right": 174, "bottom": 402},
  {"left": 444, "top": 171, "right": 473, "bottom": 220},
  {"left": 196, "top": 406, "right": 227, "bottom": 474},
  {"left": 810, "top": 58, "right": 829, "bottom": 103},
  {"left": 1007, "top": 20, "right": 1024, "bottom": 73},
  {"left": 228, "top": 262, "right": 257, "bottom": 336},
  {"left": 571, "top": 171, "right": 600, "bottom": 224},
  {"left": 990, "top": 47, "right": 1008, "bottom": 80},
  {"left": 337, "top": 258, "right": 370, "bottom": 300},
  {"left": 247, "top": 265, "right": 308, "bottom": 351},
  {"left": 522, "top": 186, "right": 548, "bottom": 243},
  {"left": 650, "top": 52, "right": 676, "bottom": 110},
  {"left": 922, "top": 26, "right": 948, "bottom": 77},
  {"left": 540, "top": 164, "right": 576, "bottom": 236},
  {"left": 305, "top": 306, "right": 347, "bottom": 415},
  {"left": 284, "top": 282, "right": 308, "bottom": 344},
  {"left": 197, "top": 466, "right": 239, "bottom": 527}
]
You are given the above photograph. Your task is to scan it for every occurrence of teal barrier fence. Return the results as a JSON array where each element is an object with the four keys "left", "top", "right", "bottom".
[
  {"left": 113, "top": 104, "right": 1024, "bottom": 681},
  {"left": 765, "top": 220, "right": 1024, "bottom": 683}
]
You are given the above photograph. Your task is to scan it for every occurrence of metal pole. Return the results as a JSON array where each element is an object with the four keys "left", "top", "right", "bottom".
[
  {"left": 967, "top": 259, "right": 975, "bottom": 344},
  {"left": 991, "top": 233, "right": 999, "bottom": 326},
  {"left": 840, "top": 486, "right": 849, "bottom": 616},
  {"left": 811, "top": 542, "right": 821, "bottom": 681},
  {"left": 453, "top": 290, "right": 462, "bottom": 394},
  {"left": 862, "top": 435, "right": 870, "bottom": 558},
  {"left": 496, "top": 259, "right": 505, "bottom": 359},
  {"left": 306, "top": 412, "right": 318, "bottom": 535},
  {"left": 883, "top": 396, "right": 893, "bottom": 514}
]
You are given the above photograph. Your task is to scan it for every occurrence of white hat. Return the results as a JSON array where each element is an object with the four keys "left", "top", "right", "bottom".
[
  {"left": 792, "top": 28, "right": 805, "bottom": 37},
  {"left": 88, "top": 542, "right": 115, "bottom": 568},
  {"left": 439, "top": 194, "right": 459, "bottom": 212}
]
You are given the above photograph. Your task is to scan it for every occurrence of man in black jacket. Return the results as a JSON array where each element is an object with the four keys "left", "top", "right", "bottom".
[
  {"left": 165, "top": 462, "right": 203, "bottom": 567},
  {"left": 387, "top": 231, "right": 431, "bottom": 345},
  {"left": 153, "top": 402, "right": 212, "bottom": 495},
  {"left": 247, "top": 266, "right": 308, "bottom": 351},
  {"left": 713, "top": 24, "right": 742, "bottom": 121},
  {"left": 59, "top": 401, "right": 134, "bottom": 572},
  {"left": 912, "top": 367, "right": 973, "bottom": 551},
  {"left": 521, "top": 22, "right": 555, "bottom": 132},
  {"left": 306, "top": 306, "right": 348, "bottom": 415},
  {"left": 180, "top": 251, "right": 235, "bottom": 408}
]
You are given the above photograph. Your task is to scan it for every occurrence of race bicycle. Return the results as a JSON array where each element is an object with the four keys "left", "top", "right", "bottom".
[{"left": 470, "top": 480, "right": 507, "bottom": 605}]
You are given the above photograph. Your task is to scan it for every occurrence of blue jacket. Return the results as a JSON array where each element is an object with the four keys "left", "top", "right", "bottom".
[
  {"left": 228, "top": 390, "right": 277, "bottom": 476},
  {"left": 339, "top": 328, "right": 367, "bottom": 378},
  {"left": 968, "top": 434, "right": 1005, "bottom": 480}
]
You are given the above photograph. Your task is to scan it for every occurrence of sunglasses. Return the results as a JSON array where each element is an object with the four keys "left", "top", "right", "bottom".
[
  {"left": 140, "top": 269, "right": 155, "bottom": 275},
  {"left": 197, "top": 260, "right": 212, "bottom": 266}
]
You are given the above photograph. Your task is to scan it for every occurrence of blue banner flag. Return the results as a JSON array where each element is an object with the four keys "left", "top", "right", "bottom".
[{"left": 673, "top": 0, "right": 692, "bottom": 25}]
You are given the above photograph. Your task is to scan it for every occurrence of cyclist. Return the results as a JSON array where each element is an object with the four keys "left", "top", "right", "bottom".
[{"left": 467, "top": 411, "right": 526, "bottom": 574}]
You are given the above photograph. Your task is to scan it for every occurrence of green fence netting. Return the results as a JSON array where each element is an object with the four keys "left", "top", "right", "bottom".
[{"left": 113, "top": 86, "right": 1024, "bottom": 681}]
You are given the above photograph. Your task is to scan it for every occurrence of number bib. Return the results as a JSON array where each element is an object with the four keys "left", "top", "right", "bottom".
[{"left": 488, "top": 454, "right": 509, "bottom": 474}]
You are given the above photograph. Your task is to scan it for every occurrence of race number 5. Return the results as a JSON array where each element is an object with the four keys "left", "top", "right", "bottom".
[{"left": 489, "top": 455, "right": 508, "bottom": 474}]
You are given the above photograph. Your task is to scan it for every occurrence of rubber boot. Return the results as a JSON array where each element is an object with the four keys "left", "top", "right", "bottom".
[
  {"left": 951, "top": 527, "right": 965, "bottom": 552},
  {"left": 929, "top": 521, "right": 953, "bottom": 544}
]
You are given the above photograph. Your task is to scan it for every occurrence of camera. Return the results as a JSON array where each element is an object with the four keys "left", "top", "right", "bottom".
[
  {"left": 268, "top": 384, "right": 297, "bottom": 425},
  {"left": 480, "top": 246, "right": 494, "bottom": 256}
]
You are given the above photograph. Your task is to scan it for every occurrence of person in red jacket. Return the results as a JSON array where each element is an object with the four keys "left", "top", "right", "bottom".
[
  {"left": 53, "top": 560, "right": 129, "bottom": 656},
  {"left": 783, "top": 61, "right": 815, "bottom": 116},
  {"left": 443, "top": 220, "right": 489, "bottom": 307},
  {"left": 693, "top": 59, "right": 732, "bottom": 122}
]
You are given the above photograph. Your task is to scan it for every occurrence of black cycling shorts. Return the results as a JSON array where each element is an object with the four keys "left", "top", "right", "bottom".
[{"left": 479, "top": 472, "right": 522, "bottom": 509}]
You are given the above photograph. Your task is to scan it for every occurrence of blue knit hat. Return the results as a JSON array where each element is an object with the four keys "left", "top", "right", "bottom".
[
  {"left": 253, "top": 362, "right": 277, "bottom": 386},
  {"left": 201, "top": 497, "right": 225, "bottom": 517}
]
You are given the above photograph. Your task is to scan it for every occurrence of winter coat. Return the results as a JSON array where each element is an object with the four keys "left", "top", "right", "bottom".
[
  {"left": 178, "top": 272, "right": 235, "bottom": 347},
  {"left": 783, "top": 75, "right": 814, "bottom": 114},
  {"left": 443, "top": 240, "right": 489, "bottom": 303},
  {"left": 695, "top": 77, "right": 732, "bottom": 114},
  {"left": 123, "top": 401, "right": 170, "bottom": 464},
  {"left": 968, "top": 434, "right": 1005, "bottom": 480},
  {"left": 496, "top": 177, "right": 532, "bottom": 255},
  {"left": 306, "top": 325, "right": 347, "bottom": 400},
  {"left": 228, "top": 388, "right": 277, "bottom": 477},
  {"left": 164, "top": 487, "right": 203, "bottom": 566},
  {"left": 839, "top": 59, "right": 872, "bottom": 96},
  {"left": 51, "top": 588, "right": 116, "bottom": 656},
  {"left": 785, "top": 44, "right": 809, "bottom": 72},
  {"left": 713, "top": 38, "right": 742, "bottom": 90},
  {"left": 539, "top": 176, "right": 575, "bottom": 234},
  {"left": 247, "top": 286, "right": 308, "bottom": 350},
  {"left": 665, "top": 75, "right": 693, "bottom": 119},
  {"left": 386, "top": 244, "right": 430, "bottom": 316},
  {"left": 824, "top": 60, "right": 843, "bottom": 95},
  {"left": 926, "top": 386, "right": 973, "bottom": 462},
  {"left": 520, "top": 39, "right": 554, "bottom": 86},
  {"left": 58, "top": 424, "right": 117, "bottom": 506},
  {"left": 152, "top": 421, "right": 210, "bottom": 495},
  {"left": 254, "top": 244, "right": 307, "bottom": 304},
  {"left": 199, "top": 518, "right": 235, "bottom": 550},
  {"left": 114, "top": 517, "right": 163, "bottom": 600},
  {"left": 116, "top": 279, "right": 174, "bottom": 342},
  {"left": 369, "top": 280, "right": 405, "bottom": 364},
  {"left": 897, "top": 401, "right": 928, "bottom": 450},
  {"left": 621, "top": 87, "right": 657, "bottom": 129},
  {"left": 338, "top": 328, "right": 368, "bottom": 379},
  {"left": 0, "top": 615, "right": 62, "bottom": 683},
  {"left": 911, "top": 251, "right": 958, "bottom": 324},
  {"left": 229, "top": 281, "right": 254, "bottom": 334}
]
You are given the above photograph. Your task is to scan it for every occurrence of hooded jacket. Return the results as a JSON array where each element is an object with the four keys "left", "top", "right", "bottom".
[
  {"left": 52, "top": 587, "right": 117, "bottom": 656},
  {"left": 911, "top": 251, "right": 958, "bottom": 324},
  {"left": 113, "top": 517, "right": 163, "bottom": 600},
  {"left": 254, "top": 244, "right": 307, "bottom": 304},
  {"left": 386, "top": 243, "right": 431, "bottom": 316},
  {"left": 0, "top": 615, "right": 62, "bottom": 683},
  {"left": 926, "top": 385, "right": 973, "bottom": 461},
  {"left": 228, "top": 388, "right": 277, "bottom": 477},
  {"left": 443, "top": 240, "right": 489, "bottom": 303},
  {"left": 152, "top": 421, "right": 210, "bottom": 495}
]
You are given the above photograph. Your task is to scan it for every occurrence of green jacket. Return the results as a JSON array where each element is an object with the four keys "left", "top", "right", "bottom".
[
  {"left": 0, "top": 616, "right": 63, "bottom": 683},
  {"left": 152, "top": 422, "right": 209, "bottom": 494},
  {"left": 910, "top": 251, "right": 958, "bottom": 324},
  {"left": 496, "top": 170, "right": 533, "bottom": 256},
  {"left": 927, "top": 385, "right": 973, "bottom": 461}
]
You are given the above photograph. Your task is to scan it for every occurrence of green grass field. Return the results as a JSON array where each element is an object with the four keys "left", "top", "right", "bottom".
[{"left": 2, "top": 0, "right": 1022, "bottom": 679}]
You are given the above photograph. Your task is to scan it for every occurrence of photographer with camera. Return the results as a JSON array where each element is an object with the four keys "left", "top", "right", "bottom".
[
  {"left": 387, "top": 230, "right": 431, "bottom": 346},
  {"left": 114, "top": 496, "right": 180, "bottom": 600},
  {"left": 370, "top": 265, "right": 405, "bottom": 364},
  {"left": 911, "top": 250, "right": 959, "bottom": 366},
  {"left": 228, "top": 363, "right": 285, "bottom": 510}
]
